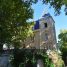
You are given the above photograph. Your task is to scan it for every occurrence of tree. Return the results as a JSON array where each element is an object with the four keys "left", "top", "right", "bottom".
[
  {"left": 58, "top": 30, "right": 67, "bottom": 52},
  {"left": 0, "top": 0, "right": 34, "bottom": 52},
  {"left": 26, "top": 0, "right": 67, "bottom": 15},
  {"left": 10, "top": 49, "right": 50, "bottom": 67},
  {"left": 58, "top": 29, "right": 67, "bottom": 66},
  {"left": 42, "top": 0, "right": 67, "bottom": 15}
]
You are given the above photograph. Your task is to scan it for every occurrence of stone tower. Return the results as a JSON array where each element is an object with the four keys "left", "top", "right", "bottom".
[
  {"left": 33, "top": 13, "right": 57, "bottom": 49},
  {"left": 23, "top": 13, "right": 57, "bottom": 50}
]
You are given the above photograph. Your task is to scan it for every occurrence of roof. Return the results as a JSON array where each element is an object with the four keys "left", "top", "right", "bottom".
[{"left": 34, "top": 20, "right": 40, "bottom": 30}]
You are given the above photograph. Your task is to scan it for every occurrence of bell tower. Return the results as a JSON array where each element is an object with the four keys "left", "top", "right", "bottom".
[{"left": 33, "top": 13, "right": 57, "bottom": 49}]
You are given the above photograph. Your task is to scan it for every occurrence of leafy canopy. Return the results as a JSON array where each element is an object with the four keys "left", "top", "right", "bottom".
[
  {"left": 0, "top": 0, "right": 34, "bottom": 47},
  {"left": 26, "top": 0, "right": 67, "bottom": 15},
  {"left": 58, "top": 29, "right": 67, "bottom": 52}
]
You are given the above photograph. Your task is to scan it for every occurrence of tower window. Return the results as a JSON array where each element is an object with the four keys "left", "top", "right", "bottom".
[{"left": 44, "top": 23, "right": 47, "bottom": 28}]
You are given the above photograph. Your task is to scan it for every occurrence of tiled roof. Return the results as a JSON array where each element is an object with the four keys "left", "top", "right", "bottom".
[{"left": 34, "top": 20, "right": 39, "bottom": 30}]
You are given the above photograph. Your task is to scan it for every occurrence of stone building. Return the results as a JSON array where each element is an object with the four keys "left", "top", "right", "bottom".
[{"left": 24, "top": 13, "right": 57, "bottom": 50}]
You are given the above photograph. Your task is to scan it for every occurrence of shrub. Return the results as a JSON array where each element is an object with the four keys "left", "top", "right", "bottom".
[
  {"left": 10, "top": 49, "right": 52, "bottom": 67},
  {"left": 47, "top": 50, "right": 65, "bottom": 67}
]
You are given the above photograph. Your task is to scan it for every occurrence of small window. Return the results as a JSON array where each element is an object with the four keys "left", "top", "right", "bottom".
[{"left": 44, "top": 23, "right": 47, "bottom": 28}]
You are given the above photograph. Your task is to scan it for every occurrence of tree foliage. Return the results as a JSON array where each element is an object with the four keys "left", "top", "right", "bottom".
[
  {"left": 58, "top": 30, "right": 67, "bottom": 52},
  {"left": 58, "top": 29, "right": 67, "bottom": 66},
  {"left": 0, "top": 0, "right": 34, "bottom": 50},
  {"left": 10, "top": 49, "right": 50, "bottom": 67},
  {"left": 26, "top": 0, "right": 67, "bottom": 15}
]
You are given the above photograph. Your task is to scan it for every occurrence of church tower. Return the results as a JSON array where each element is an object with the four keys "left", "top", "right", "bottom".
[{"left": 33, "top": 13, "right": 57, "bottom": 49}]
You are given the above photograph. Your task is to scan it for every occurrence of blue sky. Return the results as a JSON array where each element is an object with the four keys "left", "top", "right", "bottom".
[{"left": 32, "top": 1, "right": 67, "bottom": 41}]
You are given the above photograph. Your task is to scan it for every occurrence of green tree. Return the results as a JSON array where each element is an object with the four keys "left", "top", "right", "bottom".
[
  {"left": 58, "top": 30, "right": 67, "bottom": 52},
  {"left": 58, "top": 29, "right": 67, "bottom": 66},
  {"left": 25, "top": 0, "right": 67, "bottom": 15},
  {"left": 42, "top": 0, "right": 67, "bottom": 15},
  {"left": 0, "top": 0, "right": 33, "bottom": 52}
]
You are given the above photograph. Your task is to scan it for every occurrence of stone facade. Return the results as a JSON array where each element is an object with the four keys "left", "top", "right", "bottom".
[{"left": 23, "top": 13, "right": 57, "bottom": 50}]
